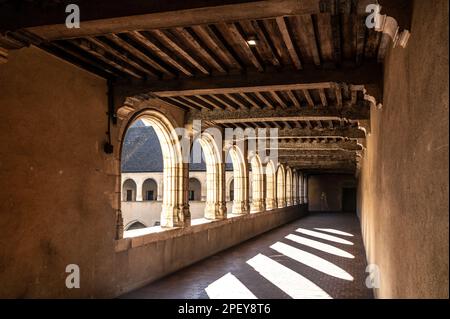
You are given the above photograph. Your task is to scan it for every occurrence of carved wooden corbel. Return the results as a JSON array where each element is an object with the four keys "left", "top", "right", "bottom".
[{"left": 0, "top": 47, "right": 8, "bottom": 64}]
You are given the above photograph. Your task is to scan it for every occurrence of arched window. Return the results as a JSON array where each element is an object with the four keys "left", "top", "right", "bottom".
[
  {"left": 189, "top": 178, "right": 202, "bottom": 201},
  {"left": 226, "top": 145, "right": 249, "bottom": 215},
  {"left": 122, "top": 179, "right": 137, "bottom": 202},
  {"left": 142, "top": 178, "right": 158, "bottom": 201},
  {"left": 120, "top": 109, "right": 189, "bottom": 230},
  {"left": 276, "top": 164, "right": 286, "bottom": 208},
  {"left": 125, "top": 221, "right": 147, "bottom": 231}
]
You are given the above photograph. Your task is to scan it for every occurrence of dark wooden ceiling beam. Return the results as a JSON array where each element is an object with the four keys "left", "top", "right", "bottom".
[
  {"left": 16, "top": 0, "right": 325, "bottom": 40},
  {"left": 185, "top": 106, "right": 369, "bottom": 123},
  {"left": 275, "top": 16, "right": 302, "bottom": 69},
  {"left": 116, "top": 62, "right": 382, "bottom": 99}
]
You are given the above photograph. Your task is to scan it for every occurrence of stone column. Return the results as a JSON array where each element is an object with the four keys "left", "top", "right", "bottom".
[
  {"left": 157, "top": 178, "right": 163, "bottom": 201},
  {"left": 293, "top": 171, "right": 298, "bottom": 205},
  {"left": 232, "top": 144, "right": 250, "bottom": 215},
  {"left": 135, "top": 179, "right": 143, "bottom": 202},
  {"left": 205, "top": 162, "right": 227, "bottom": 220},
  {"left": 303, "top": 175, "right": 308, "bottom": 204},
  {"left": 160, "top": 163, "right": 190, "bottom": 228},
  {"left": 250, "top": 169, "right": 265, "bottom": 213}
]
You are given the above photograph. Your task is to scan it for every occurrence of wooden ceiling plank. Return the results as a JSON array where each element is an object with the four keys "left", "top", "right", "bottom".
[
  {"left": 195, "top": 95, "right": 224, "bottom": 110},
  {"left": 290, "top": 15, "right": 321, "bottom": 66},
  {"left": 127, "top": 31, "right": 193, "bottom": 76},
  {"left": 239, "top": 20, "right": 280, "bottom": 67},
  {"left": 210, "top": 94, "right": 239, "bottom": 110},
  {"left": 275, "top": 16, "right": 302, "bottom": 69},
  {"left": 302, "top": 89, "right": 315, "bottom": 107},
  {"left": 70, "top": 39, "right": 144, "bottom": 79},
  {"left": 191, "top": 25, "right": 242, "bottom": 70},
  {"left": 239, "top": 93, "right": 261, "bottom": 109},
  {"left": 270, "top": 91, "right": 287, "bottom": 108},
  {"left": 86, "top": 36, "right": 158, "bottom": 78},
  {"left": 223, "top": 93, "right": 248, "bottom": 110},
  {"left": 319, "top": 88, "right": 328, "bottom": 107},
  {"left": 315, "top": 13, "right": 334, "bottom": 62},
  {"left": 335, "top": 84, "right": 343, "bottom": 108},
  {"left": 261, "top": 19, "right": 291, "bottom": 65},
  {"left": 159, "top": 97, "right": 190, "bottom": 111},
  {"left": 166, "top": 96, "right": 202, "bottom": 111},
  {"left": 254, "top": 92, "right": 274, "bottom": 109},
  {"left": 106, "top": 33, "right": 172, "bottom": 75},
  {"left": 49, "top": 41, "right": 118, "bottom": 77},
  {"left": 286, "top": 90, "right": 301, "bottom": 108},
  {"left": 183, "top": 95, "right": 215, "bottom": 110},
  {"left": 174, "top": 27, "right": 227, "bottom": 73},
  {"left": 216, "top": 22, "right": 264, "bottom": 72},
  {"left": 149, "top": 29, "right": 210, "bottom": 75}
]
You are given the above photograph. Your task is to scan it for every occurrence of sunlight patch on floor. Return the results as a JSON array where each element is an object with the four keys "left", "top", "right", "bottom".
[
  {"left": 246, "top": 254, "right": 332, "bottom": 299},
  {"left": 285, "top": 234, "right": 355, "bottom": 258},
  {"left": 296, "top": 228, "right": 354, "bottom": 245},
  {"left": 270, "top": 242, "right": 354, "bottom": 281},
  {"left": 205, "top": 273, "right": 257, "bottom": 299}
]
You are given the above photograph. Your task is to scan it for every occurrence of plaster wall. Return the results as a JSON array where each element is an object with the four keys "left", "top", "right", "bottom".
[
  {"left": 308, "top": 174, "right": 356, "bottom": 212},
  {"left": 357, "top": 0, "right": 449, "bottom": 298},
  {"left": 0, "top": 46, "right": 305, "bottom": 297}
]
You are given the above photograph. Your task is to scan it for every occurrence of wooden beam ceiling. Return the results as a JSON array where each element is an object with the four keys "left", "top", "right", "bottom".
[{"left": 5, "top": 0, "right": 323, "bottom": 39}]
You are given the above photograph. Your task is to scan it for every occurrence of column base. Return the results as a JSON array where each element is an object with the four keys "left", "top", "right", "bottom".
[
  {"left": 232, "top": 200, "right": 250, "bottom": 215},
  {"left": 204, "top": 202, "right": 227, "bottom": 220},
  {"left": 250, "top": 199, "right": 265, "bottom": 213},
  {"left": 265, "top": 198, "right": 277, "bottom": 210},
  {"left": 160, "top": 204, "right": 191, "bottom": 228},
  {"left": 277, "top": 199, "right": 287, "bottom": 208}
]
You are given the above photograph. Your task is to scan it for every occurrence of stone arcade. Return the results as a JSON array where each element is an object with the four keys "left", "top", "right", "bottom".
[{"left": 0, "top": 0, "right": 447, "bottom": 299}]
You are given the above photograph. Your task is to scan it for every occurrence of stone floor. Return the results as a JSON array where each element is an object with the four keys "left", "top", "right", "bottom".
[{"left": 121, "top": 212, "right": 374, "bottom": 299}]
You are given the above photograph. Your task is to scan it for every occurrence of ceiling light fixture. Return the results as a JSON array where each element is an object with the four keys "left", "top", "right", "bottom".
[{"left": 246, "top": 35, "right": 258, "bottom": 46}]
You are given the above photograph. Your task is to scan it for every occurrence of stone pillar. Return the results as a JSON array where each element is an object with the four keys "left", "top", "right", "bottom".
[
  {"left": 277, "top": 166, "right": 286, "bottom": 208},
  {"left": 135, "top": 179, "right": 143, "bottom": 201},
  {"left": 160, "top": 163, "right": 190, "bottom": 228},
  {"left": 231, "top": 144, "right": 250, "bottom": 215},
  {"left": 205, "top": 162, "right": 227, "bottom": 220},
  {"left": 303, "top": 175, "right": 308, "bottom": 204},
  {"left": 157, "top": 179, "right": 163, "bottom": 201},
  {"left": 286, "top": 169, "right": 292, "bottom": 206},
  {"left": 249, "top": 155, "right": 265, "bottom": 213},
  {"left": 293, "top": 171, "right": 298, "bottom": 205},
  {"left": 115, "top": 209, "right": 124, "bottom": 240},
  {"left": 298, "top": 173, "right": 303, "bottom": 204}
]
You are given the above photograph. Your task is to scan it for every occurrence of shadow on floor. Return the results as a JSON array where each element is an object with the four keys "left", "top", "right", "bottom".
[{"left": 120, "top": 212, "right": 373, "bottom": 299}]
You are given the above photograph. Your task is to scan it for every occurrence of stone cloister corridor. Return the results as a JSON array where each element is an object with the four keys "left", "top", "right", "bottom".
[
  {"left": 121, "top": 213, "right": 373, "bottom": 299},
  {"left": 0, "top": 0, "right": 448, "bottom": 303}
]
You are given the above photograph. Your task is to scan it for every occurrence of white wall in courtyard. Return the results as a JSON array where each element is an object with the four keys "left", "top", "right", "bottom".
[{"left": 121, "top": 171, "right": 251, "bottom": 229}]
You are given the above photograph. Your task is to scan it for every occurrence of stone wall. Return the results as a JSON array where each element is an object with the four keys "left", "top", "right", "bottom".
[
  {"left": 357, "top": 0, "right": 449, "bottom": 298},
  {"left": 308, "top": 174, "right": 356, "bottom": 212},
  {"left": 0, "top": 48, "right": 306, "bottom": 298}
]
